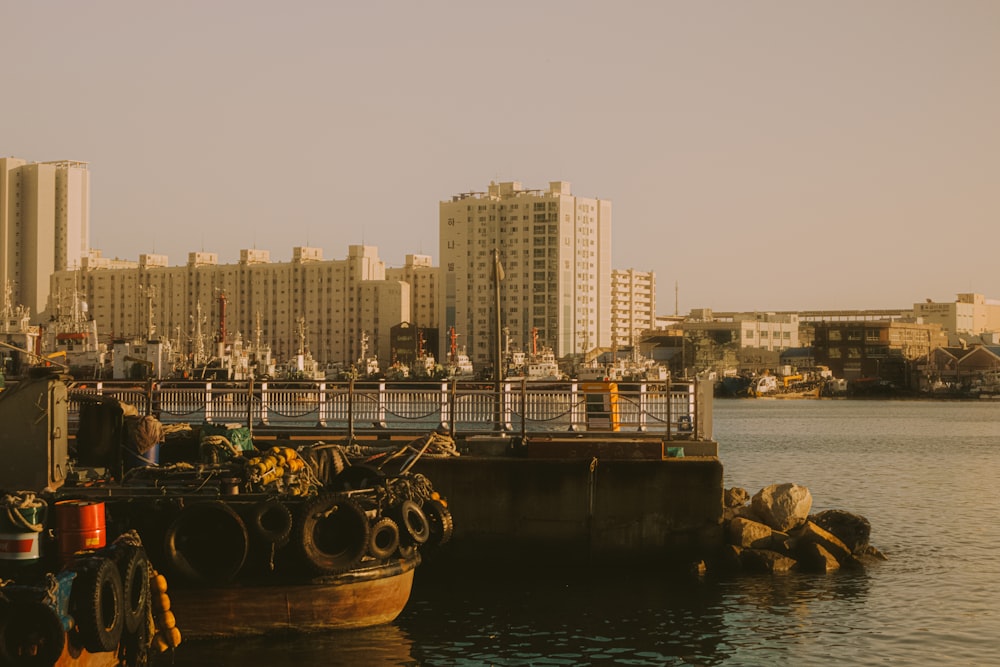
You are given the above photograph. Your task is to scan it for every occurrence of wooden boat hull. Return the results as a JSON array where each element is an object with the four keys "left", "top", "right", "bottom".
[{"left": 168, "top": 555, "right": 419, "bottom": 639}]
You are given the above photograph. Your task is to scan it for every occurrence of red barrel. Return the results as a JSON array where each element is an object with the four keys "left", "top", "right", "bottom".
[{"left": 55, "top": 500, "right": 106, "bottom": 563}]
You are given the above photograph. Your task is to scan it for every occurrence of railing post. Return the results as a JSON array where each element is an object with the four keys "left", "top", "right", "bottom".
[
  {"left": 259, "top": 380, "right": 269, "bottom": 425},
  {"left": 501, "top": 381, "right": 513, "bottom": 432},
  {"left": 666, "top": 382, "right": 673, "bottom": 441},
  {"left": 317, "top": 382, "right": 327, "bottom": 427},
  {"left": 438, "top": 381, "right": 449, "bottom": 431},
  {"left": 376, "top": 380, "right": 387, "bottom": 428},
  {"left": 569, "top": 381, "right": 581, "bottom": 431},
  {"left": 449, "top": 381, "right": 458, "bottom": 439},
  {"left": 520, "top": 378, "right": 527, "bottom": 440},
  {"left": 638, "top": 381, "right": 648, "bottom": 432},
  {"left": 205, "top": 381, "right": 213, "bottom": 423},
  {"left": 348, "top": 378, "right": 356, "bottom": 441}
]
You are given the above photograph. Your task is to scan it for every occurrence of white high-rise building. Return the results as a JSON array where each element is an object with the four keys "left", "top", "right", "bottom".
[
  {"left": 439, "top": 181, "right": 611, "bottom": 370},
  {"left": 0, "top": 157, "right": 90, "bottom": 317},
  {"left": 611, "top": 269, "right": 656, "bottom": 347}
]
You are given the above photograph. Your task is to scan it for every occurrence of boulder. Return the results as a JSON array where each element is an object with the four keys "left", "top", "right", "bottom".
[
  {"left": 795, "top": 542, "right": 841, "bottom": 573},
  {"left": 728, "top": 517, "right": 774, "bottom": 549},
  {"left": 811, "top": 509, "right": 871, "bottom": 554},
  {"left": 751, "top": 483, "right": 813, "bottom": 532},
  {"left": 724, "top": 487, "right": 750, "bottom": 508},
  {"left": 722, "top": 504, "right": 758, "bottom": 524},
  {"left": 740, "top": 548, "right": 797, "bottom": 574},
  {"left": 792, "top": 521, "right": 853, "bottom": 565},
  {"left": 711, "top": 544, "right": 744, "bottom": 573}
]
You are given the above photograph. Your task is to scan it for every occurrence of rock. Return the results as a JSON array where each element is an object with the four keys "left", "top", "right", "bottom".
[
  {"left": 711, "top": 544, "right": 744, "bottom": 573},
  {"left": 856, "top": 544, "right": 888, "bottom": 565},
  {"left": 728, "top": 517, "right": 774, "bottom": 549},
  {"left": 722, "top": 504, "right": 758, "bottom": 524},
  {"left": 740, "top": 548, "right": 797, "bottom": 574},
  {"left": 724, "top": 487, "right": 750, "bottom": 508},
  {"left": 751, "top": 483, "right": 813, "bottom": 532},
  {"left": 811, "top": 509, "right": 871, "bottom": 554},
  {"left": 792, "top": 521, "right": 853, "bottom": 565},
  {"left": 796, "top": 542, "right": 841, "bottom": 573}
]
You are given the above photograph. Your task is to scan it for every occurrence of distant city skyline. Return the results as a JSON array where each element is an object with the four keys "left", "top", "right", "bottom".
[{"left": 5, "top": 2, "right": 999, "bottom": 313}]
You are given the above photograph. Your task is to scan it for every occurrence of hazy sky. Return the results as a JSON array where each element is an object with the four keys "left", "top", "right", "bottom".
[{"left": 5, "top": 1, "right": 999, "bottom": 314}]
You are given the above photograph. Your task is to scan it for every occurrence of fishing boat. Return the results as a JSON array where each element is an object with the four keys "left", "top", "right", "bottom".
[{"left": 0, "top": 369, "right": 454, "bottom": 657}]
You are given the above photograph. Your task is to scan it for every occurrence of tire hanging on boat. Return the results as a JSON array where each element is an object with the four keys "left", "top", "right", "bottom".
[
  {"left": 113, "top": 544, "right": 151, "bottom": 635},
  {"left": 247, "top": 498, "right": 294, "bottom": 547},
  {"left": 422, "top": 498, "right": 454, "bottom": 547},
  {"left": 367, "top": 516, "right": 400, "bottom": 560},
  {"left": 0, "top": 598, "right": 66, "bottom": 667},
  {"left": 163, "top": 501, "right": 248, "bottom": 584},
  {"left": 392, "top": 499, "right": 430, "bottom": 547},
  {"left": 293, "top": 494, "right": 370, "bottom": 576},
  {"left": 70, "top": 556, "right": 125, "bottom": 653}
]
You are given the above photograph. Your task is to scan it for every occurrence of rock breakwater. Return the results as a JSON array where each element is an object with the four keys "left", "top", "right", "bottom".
[{"left": 715, "top": 482, "right": 887, "bottom": 574}]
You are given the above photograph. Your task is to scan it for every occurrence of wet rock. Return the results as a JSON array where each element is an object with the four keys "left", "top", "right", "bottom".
[
  {"left": 728, "top": 517, "right": 774, "bottom": 549},
  {"left": 792, "top": 521, "right": 852, "bottom": 564},
  {"left": 811, "top": 509, "right": 871, "bottom": 554},
  {"left": 856, "top": 544, "right": 888, "bottom": 564},
  {"left": 740, "top": 548, "right": 797, "bottom": 574},
  {"left": 712, "top": 544, "right": 744, "bottom": 573},
  {"left": 751, "top": 483, "right": 813, "bottom": 532},
  {"left": 724, "top": 487, "right": 750, "bottom": 508},
  {"left": 795, "top": 542, "right": 841, "bottom": 573}
]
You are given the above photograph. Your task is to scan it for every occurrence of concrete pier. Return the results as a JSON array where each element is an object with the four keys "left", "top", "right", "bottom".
[{"left": 413, "top": 435, "right": 724, "bottom": 567}]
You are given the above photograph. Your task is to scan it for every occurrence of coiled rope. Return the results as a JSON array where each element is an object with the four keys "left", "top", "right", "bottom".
[{"left": 1, "top": 491, "right": 46, "bottom": 533}]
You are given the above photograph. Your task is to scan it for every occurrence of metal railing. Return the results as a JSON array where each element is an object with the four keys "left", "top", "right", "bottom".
[{"left": 67, "top": 378, "right": 710, "bottom": 441}]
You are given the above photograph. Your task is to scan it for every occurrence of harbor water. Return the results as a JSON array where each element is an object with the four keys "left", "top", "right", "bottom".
[{"left": 160, "top": 399, "right": 1000, "bottom": 666}]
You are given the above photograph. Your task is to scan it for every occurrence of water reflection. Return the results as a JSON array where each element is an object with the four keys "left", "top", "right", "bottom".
[{"left": 159, "top": 623, "right": 416, "bottom": 667}]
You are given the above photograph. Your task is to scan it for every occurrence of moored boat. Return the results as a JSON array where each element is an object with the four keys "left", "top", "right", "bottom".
[{"left": 0, "top": 368, "right": 454, "bottom": 657}]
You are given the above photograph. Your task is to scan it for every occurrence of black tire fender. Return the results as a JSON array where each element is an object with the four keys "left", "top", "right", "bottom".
[
  {"left": 164, "top": 501, "right": 248, "bottom": 584},
  {"left": 112, "top": 545, "right": 151, "bottom": 636},
  {"left": 367, "top": 517, "right": 400, "bottom": 560},
  {"left": 393, "top": 499, "right": 430, "bottom": 546},
  {"left": 422, "top": 498, "right": 454, "bottom": 547},
  {"left": 294, "top": 494, "right": 370, "bottom": 576},
  {"left": 247, "top": 499, "right": 294, "bottom": 547},
  {"left": 70, "top": 557, "right": 124, "bottom": 653},
  {"left": 0, "top": 598, "right": 66, "bottom": 667}
]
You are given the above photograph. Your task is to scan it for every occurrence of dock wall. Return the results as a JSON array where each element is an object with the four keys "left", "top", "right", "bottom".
[{"left": 413, "top": 446, "right": 724, "bottom": 566}]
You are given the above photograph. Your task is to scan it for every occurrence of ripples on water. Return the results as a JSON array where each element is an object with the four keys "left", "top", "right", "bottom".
[{"left": 163, "top": 400, "right": 1000, "bottom": 666}]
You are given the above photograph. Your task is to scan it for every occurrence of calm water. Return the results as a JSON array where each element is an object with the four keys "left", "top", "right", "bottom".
[{"left": 164, "top": 399, "right": 1000, "bottom": 666}]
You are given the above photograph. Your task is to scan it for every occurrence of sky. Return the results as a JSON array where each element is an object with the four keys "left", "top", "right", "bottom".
[{"left": 5, "top": 1, "right": 1000, "bottom": 314}]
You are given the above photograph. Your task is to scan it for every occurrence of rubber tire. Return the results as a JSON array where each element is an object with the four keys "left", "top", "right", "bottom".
[
  {"left": 393, "top": 499, "right": 430, "bottom": 546},
  {"left": 0, "top": 599, "right": 66, "bottom": 667},
  {"left": 247, "top": 499, "right": 294, "bottom": 547},
  {"left": 71, "top": 557, "right": 125, "bottom": 653},
  {"left": 368, "top": 517, "right": 400, "bottom": 560},
  {"left": 294, "top": 494, "right": 370, "bottom": 576},
  {"left": 422, "top": 498, "right": 454, "bottom": 547},
  {"left": 114, "top": 545, "right": 151, "bottom": 635},
  {"left": 164, "top": 501, "right": 249, "bottom": 584}
]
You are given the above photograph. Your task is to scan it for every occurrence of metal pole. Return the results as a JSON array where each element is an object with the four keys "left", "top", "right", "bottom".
[{"left": 493, "top": 248, "right": 504, "bottom": 433}]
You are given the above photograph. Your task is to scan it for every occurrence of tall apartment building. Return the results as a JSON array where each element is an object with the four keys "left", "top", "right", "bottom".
[
  {"left": 611, "top": 268, "right": 656, "bottom": 347},
  {"left": 1, "top": 157, "right": 90, "bottom": 317},
  {"left": 51, "top": 245, "right": 409, "bottom": 367},
  {"left": 385, "top": 254, "right": 439, "bottom": 330},
  {"left": 439, "top": 181, "right": 611, "bottom": 369}
]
